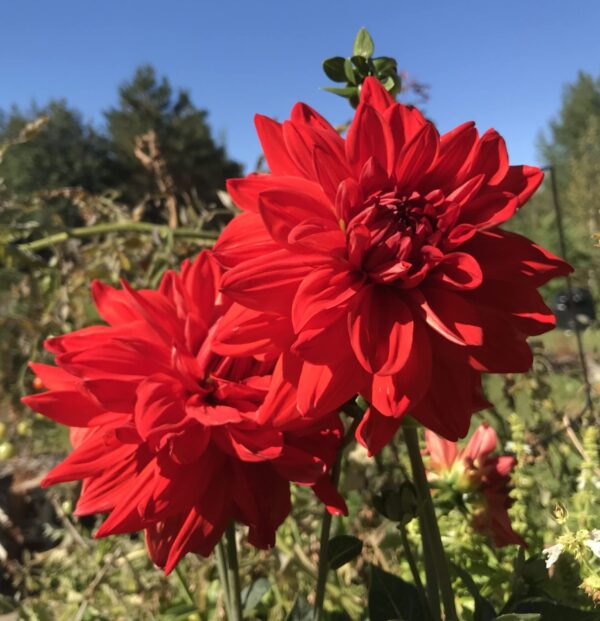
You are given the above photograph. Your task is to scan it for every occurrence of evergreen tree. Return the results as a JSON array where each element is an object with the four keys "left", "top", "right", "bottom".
[
  {"left": 105, "top": 65, "right": 241, "bottom": 209},
  {"left": 0, "top": 100, "right": 112, "bottom": 195}
]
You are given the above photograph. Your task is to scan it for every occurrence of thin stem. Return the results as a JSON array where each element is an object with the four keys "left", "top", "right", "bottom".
[
  {"left": 313, "top": 414, "right": 360, "bottom": 621},
  {"left": 174, "top": 563, "right": 195, "bottom": 606},
  {"left": 399, "top": 522, "right": 434, "bottom": 621},
  {"left": 313, "top": 460, "right": 340, "bottom": 621},
  {"left": 16, "top": 221, "right": 218, "bottom": 252},
  {"left": 215, "top": 542, "right": 232, "bottom": 619},
  {"left": 225, "top": 523, "right": 243, "bottom": 621},
  {"left": 404, "top": 425, "right": 457, "bottom": 621}
]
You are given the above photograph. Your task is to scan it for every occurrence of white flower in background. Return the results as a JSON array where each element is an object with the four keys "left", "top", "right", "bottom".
[
  {"left": 585, "top": 529, "right": 600, "bottom": 559},
  {"left": 543, "top": 543, "right": 565, "bottom": 569}
]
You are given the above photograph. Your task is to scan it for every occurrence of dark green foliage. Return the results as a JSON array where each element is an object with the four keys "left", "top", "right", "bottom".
[{"left": 105, "top": 65, "right": 242, "bottom": 208}]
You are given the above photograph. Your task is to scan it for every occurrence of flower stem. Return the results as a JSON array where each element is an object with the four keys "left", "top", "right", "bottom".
[
  {"left": 16, "top": 221, "right": 218, "bottom": 252},
  {"left": 215, "top": 541, "right": 232, "bottom": 618},
  {"left": 403, "top": 425, "right": 457, "bottom": 621},
  {"left": 174, "top": 563, "right": 195, "bottom": 606},
  {"left": 225, "top": 522, "right": 243, "bottom": 621},
  {"left": 313, "top": 457, "right": 340, "bottom": 621},
  {"left": 399, "top": 522, "right": 435, "bottom": 621},
  {"left": 313, "top": 413, "right": 360, "bottom": 621}
]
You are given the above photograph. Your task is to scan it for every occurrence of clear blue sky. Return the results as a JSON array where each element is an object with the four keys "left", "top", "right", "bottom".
[{"left": 1, "top": 0, "right": 599, "bottom": 173}]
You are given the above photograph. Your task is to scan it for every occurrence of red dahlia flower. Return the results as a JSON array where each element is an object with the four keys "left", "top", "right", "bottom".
[
  {"left": 23, "top": 251, "right": 345, "bottom": 574},
  {"left": 425, "top": 423, "right": 523, "bottom": 547},
  {"left": 214, "top": 77, "right": 571, "bottom": 454}
]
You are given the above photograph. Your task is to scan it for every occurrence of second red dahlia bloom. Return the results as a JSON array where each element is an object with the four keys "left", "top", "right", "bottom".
[
  {"left": 215, "top": 77, "right": 571, "bottom": 454},
  {"left": 23, "top": 252, "right": 345, "bottom": 574},
  {"left": 425, "top": 423, "right": 523, "bottom": 547}
]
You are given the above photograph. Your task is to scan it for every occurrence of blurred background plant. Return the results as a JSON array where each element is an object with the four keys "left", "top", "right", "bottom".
[{"left": 0, "top": 29, "right": 599, "bottom": 621}]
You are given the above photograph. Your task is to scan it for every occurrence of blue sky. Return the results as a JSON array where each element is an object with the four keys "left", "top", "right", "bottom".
[{"left": 1, "top": 0, "right": 599, "bottom": 172}]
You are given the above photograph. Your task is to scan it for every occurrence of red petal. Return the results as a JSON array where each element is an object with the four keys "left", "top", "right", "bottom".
[
  {"left": 410, "top": 286, "right": 483, "bottom": 346},
  {"left": 346, "top": 103, "right": 392, "bottom": 175},
  {"left": 348, "top": 285, "right": 414, "bottom": 375},
  {"left": 424, "top": 430, "right": 458, "bottom": 470},
  {"left": 360, "top": 76, "right": 395, "bottom": 112},
  {"left": 356, "top": 406, "right": 403, "bottom": 455},
  {"left": 221, "top": 249, "right": 311, "bottom": 315},
  {"left": 254, "top": 114, "right": 302, "bottom": 176}
]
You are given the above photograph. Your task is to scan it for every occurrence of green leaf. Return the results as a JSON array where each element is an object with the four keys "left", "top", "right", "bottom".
[
  {"left": 343, "top": 58, "right": 356, "bottom": 85},
  {"left": 373, "top": 56, "right": 398, "bottom": 77},
  {"left": 322, "top": 57, "right": 348, "bottom": 83},
  {"left": 327, "top": 535, "right": 363, "bottom": 570},
  {"left": 451, "top": 563, "right": 496, "bottom": 621},
  {"left": 368, "top": 565, "right": 425, "bottom": 621},
  {"left": 322, "top": 86, "right": 358, "bottom": 98},
  {"left": 286, "top": 596, "right": 312, "bottom": 621},
  {"left": 512, "top": 599, "right": 600, "bottom": 620},
  {"left": 495, "top": 615, "right": 541, "bottom": 621},
  {"left": 241, "top": 577, "right": 271, "bottom": 614},
  {"left": 351, "top": 55, "right": 370, "bottom": 77},
  {"left": 353, "top": 27, "right": 375, "bottom": 58}
]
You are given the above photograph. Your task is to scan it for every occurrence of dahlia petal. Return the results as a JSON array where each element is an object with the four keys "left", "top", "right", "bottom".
[
  {"left": 291, "top": 102, "right": 340, "bottom": 134},
  {"left": 257, "top": 353, "right": 303, "bottom": 427},
  {"left": 274, "top": 444, "right": 325, "bottom": 483},
  {"left": 346, "top": 103, "right": 391, "bottom": 174},
  {"left": 296, "top": 357, "right": 365, "bottom": 416},
  {"left": 213, "top": 304, "right": 293, "bottom": 358},
  {"left": 411, "top": 286, "right": 483, "bottom": 346},
  {"left": 214, "top": 211, "right": 278, "bottom": 270},
  {"left": 348, "top": 285, "right": 415, "bottom": 375},
  {"left": 226, "top": 174, "right": 325, "bottom": 213},
  {"left": 424, "top": 430, "right": 458, "bottom": 470},
  {"left": 254, "top": 114, "right": 302, "bottom": 176},
  {"left": 360, "top": 76, "right": 395, "bottom": 113},
  {"left": 410, "top": 340, "right": 482, "bottom": 440},
  {"left": 313, "top": 144, "right": 351, "bottom": 202},
  {"left": 356, "top": 406, "right": 403, "bottom": 455},
  {"left": 292, "top": 265, "right": 363, "bottom": 333},
  {"left": 75, "top": 446, "right": 149, "bottom": 515},
  {"left": 312, "top": 476, "right": 348, "bottom": 515},
  {"left": 22, "top": 390, "right": 122, "bottom": 427},
  {"left": 28, "top": 362, "right": 78, "bottom": 390},
  {"left": 461, "top": 229, "right": 572, "bottom": 286},
  {"left": 287, "top": 218, "right": 346, "bottom": 256},
  {"left": 179, "top": 251, "right": 220, "bottom": 323},
  {"left": 335, "top": 177, "right": 365, "bottom": 223},
  {"left": 368, "top": 316, "right": 431, "bottom": 418},
  {"left": 395, "top": 122, "right": 439, "bottom": 190},
  {"left": 221, "top": 249, "right": 312, "bottom": 315},
  {"left": 221, "top": 427, "right": 284, "bottom": 463},
  {"left": 42, "top": 432, "right": 138, "bottom": 486},
  {"left": 462, "top": 423, "right": 496, "bottom": 461},
  {"left": 119, "top": 279, "right": 182, "bottom": 345},
  {"left": 135, "top": 374, "right": 185, "bottom": 441},
  {"left": 428, "top": 121, "right": 478, "bottom": 188},
  {"left": 384, "top": 103, "right": 428, "bottom": 154},
  {"left": 458, "top": 190, "right": 518, "bottom": 229},
  {"left": 495, "top": 165, "right": 543, "bottom": 206},
  {"left": 83, "top": 378, "right": 137, "bottom": 412},
  {"left": 465, "top": 129, "right": 509, "bottom": 185},
  {"left": 258, "top": 188, "right": 336, "bottom": 248},
  {"left": 92, "top": 280, "right": 142, "bottom": 326},
  {"left": 430, "top": 252, "right": 483, "bottom": 291},
  {"left": 282, "top": 120, "right": 317, "bottom": 179}
]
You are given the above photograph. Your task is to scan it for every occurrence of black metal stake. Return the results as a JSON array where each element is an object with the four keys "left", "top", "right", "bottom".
[{"left": 543, "top": 165, "right": 595, "bottom": 421}]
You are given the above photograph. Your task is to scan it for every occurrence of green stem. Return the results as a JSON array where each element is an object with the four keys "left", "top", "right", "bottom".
[
  {"left": 225, "top": 523, "right": 243, "bottom": 621},
  {"left": 313, "top": 459, "right": 340, "bottom": 621},
  {"left": 16, "top": 221, "right": 218, "bottom": 252},
  {"left": 399, "top": 522, "right": 435, "bottom": 621},
  {"left": 404, "top": 425, "right": 457, "bottom": 621},
  {"left": 174, "top": 563, "right": 195, "bottom": 606},
  {"left": 215, "top": 542, "right": 232, "bottom": 619},
  {"left": 313, "top": 413, "right": 360, "bottom": 621}
]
